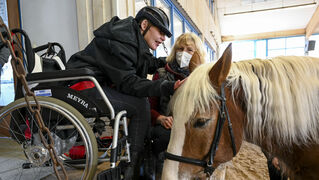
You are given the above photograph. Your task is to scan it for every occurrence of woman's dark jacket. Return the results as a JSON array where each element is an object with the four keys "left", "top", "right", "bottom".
[
  {"left": 67, "top": 16, "right": 174, "bottom": 97},
  {"left": 149, "top": 60, "right": 189, "bottom": 125}
]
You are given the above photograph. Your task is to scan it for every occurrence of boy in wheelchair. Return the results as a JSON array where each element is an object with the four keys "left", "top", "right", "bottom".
[{"left": 66, "top": 6, "right": 184, "bottom": 179}]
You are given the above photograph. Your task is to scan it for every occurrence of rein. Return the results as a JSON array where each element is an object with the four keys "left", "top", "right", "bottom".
[{"left": 164, "top": 82, "right": 237, "bottom": 177}]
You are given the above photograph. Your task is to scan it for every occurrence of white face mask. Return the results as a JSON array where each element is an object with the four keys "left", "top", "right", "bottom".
[{"left": 176, "top": 51, "right": 193, "bottom": 68}]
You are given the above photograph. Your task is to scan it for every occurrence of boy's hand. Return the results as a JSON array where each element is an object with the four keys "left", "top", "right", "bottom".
[{"left": 174, "top": 78, "right": 187, "bottom": 90}]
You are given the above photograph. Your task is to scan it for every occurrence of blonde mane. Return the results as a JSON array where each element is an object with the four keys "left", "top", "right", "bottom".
[
  {"left": 170, "top": 63, "right": 218, "bottom": 126},
  {"left": 171, "top": 56, "right": 319, "bottom": 147}
]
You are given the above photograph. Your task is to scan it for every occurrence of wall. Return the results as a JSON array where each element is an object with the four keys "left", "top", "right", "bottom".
[
  {"left": 75, "top": 0, "right": 135, "bottom": 50},
  {"left": 177, "top": 0, "right": 221, "bottom": 53},
  {"left": 20, "top": 0, "right": 79, "bottom": 59}
]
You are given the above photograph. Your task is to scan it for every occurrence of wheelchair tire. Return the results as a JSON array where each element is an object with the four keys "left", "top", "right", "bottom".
[{"left": 0, "top": 96, "right": 98, "bottom": 180}]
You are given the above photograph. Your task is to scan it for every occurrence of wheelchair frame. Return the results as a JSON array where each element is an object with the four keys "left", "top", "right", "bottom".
[{"left": 26, "top": 69, "right": 131, "bottom": 168}]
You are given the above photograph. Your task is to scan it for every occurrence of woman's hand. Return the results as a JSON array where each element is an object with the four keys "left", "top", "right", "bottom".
[{"left": 157, "top": 115, "right": 173, "bottom": 129}]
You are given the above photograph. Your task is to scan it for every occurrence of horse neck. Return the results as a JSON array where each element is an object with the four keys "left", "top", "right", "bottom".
[{"left": 225, "top": 86, "right": 246, "bottom": 154}]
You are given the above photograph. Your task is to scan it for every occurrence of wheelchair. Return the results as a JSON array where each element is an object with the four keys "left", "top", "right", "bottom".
[{"left": 0, "top": 27, "right": 130, "bottom": 179}]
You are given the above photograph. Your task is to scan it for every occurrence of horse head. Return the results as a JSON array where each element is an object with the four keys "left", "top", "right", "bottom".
[{"left": 162, "top": 44, "right": 246, "bottom": 179}]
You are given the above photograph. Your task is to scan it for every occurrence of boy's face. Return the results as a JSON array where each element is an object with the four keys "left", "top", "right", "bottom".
[{"left": 140, "top": 20, "right": 166, "bottom": 50}]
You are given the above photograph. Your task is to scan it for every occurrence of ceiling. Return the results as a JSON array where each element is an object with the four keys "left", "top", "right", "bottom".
[{"left": 216, "top": 0, "right": 319, "bottom": 41}]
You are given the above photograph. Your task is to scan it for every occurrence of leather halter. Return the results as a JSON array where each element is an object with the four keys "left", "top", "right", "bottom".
[{"left": 165, "top": 82, "right": 237, "bottom": 177}]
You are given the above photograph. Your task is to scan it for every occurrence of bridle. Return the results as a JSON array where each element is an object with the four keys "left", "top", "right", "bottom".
[{"left": 164, "top": 82, "right": 237, "bottom": 177}]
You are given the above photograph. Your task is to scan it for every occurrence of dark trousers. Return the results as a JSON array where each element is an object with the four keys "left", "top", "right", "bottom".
[
  {"left": 95, "top": 85, "right": 151, "bottom": 152},
  {"left": 151, "top": 125, "right": 170, "bottom": 155}
]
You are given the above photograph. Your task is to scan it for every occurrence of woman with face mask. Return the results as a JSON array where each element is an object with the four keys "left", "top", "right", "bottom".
[{"left": 148, "top": 32, "right": 206, "bottom": 178}]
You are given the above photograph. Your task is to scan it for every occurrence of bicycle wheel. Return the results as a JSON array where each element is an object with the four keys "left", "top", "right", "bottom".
[{"left": 0, "top": 96, "right": 98, "bottom": 180}]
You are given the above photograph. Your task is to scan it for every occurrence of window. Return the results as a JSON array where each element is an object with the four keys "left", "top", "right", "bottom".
[
  {"left": 153, "top": 0, "right": 172, "bottom": 57},
  {"left": 268, "top": 38, "right": 285, "bottom": 50},
  {"left": 206, "top": 0, "right": 214, "bottom": 17},
  {"left": 0, "top": 59, "right": 15, "bottom": 106},
  {"left": 0, "top": 0, "right": 9, "bottom": 26},
  {"left": 205, "top": 42, "right": 215, "bottom": 62},
  {"left": 286, "top": 36, "right": 304, "bottom": 48},
  {"left": 229, "top": 35, "right": 309, "bottom": 61},
  {"left": 268, "top": 38, "right": 286, "bottom": 57},
  {"left": 268, "top": 49, "right": 285, "bottom": 57},
  {"left": 286, "top": 36, "right": 305, "bottom": 56},
  {"left": 173, "top": 11, "right": 183, "bottom": 43},
  {"left": 155, "top": 0, "right": 170, "bottom": 23},
  {"left": 268, "top": 36, "right": 305, "bottom": 57},
  {"left": 256, "top": 40, "right": 266, "bottom": 59},
  {"left": 185, "top": 23, "right": 192, "bottom": 33},
  {"left": 135, "top": 0, "right": 147, "bottom": 14},
  {"left": 209, "top": 0, "right": 214, "bottom": 16},
  {"left": 233, "top": 41, "right": 254, "bottom": 61}
]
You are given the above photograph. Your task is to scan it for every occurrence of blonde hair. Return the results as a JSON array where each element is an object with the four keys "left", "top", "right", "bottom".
[{"left": 166, "top": 33, "right": 206, "bottom": 64}]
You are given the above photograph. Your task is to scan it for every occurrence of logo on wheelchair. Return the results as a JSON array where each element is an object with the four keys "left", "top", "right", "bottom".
[{"left": 67, "top": 93, "right": 89, "bottom": 108}]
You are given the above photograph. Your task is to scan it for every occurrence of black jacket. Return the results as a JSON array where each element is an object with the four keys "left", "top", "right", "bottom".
[{"left": 67, "top": 16, "right": 174, "bottom": 97}]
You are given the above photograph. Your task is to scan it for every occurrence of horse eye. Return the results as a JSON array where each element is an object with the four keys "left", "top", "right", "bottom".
[{"left": 193, "top": 118, "right": 210, "bottom": 128}]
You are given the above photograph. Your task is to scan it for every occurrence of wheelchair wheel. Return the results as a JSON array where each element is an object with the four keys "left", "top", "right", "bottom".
[{"left": 0, "top": 96, "right": 98, "bottom": 180}]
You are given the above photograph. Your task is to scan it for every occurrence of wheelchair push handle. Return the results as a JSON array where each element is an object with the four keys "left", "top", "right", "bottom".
[{"left": 33, "top": 42, "right": 67, "bottom": 65}]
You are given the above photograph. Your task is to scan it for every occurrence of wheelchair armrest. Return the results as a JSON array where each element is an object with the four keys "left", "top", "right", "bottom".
[{"left": 26, "top": 68, "right": 96, "bottom": 82}]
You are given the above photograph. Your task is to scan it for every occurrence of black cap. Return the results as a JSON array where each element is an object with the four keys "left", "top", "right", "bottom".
[{"left": 135, "top": 6, "right": 172, "bottom": 37}]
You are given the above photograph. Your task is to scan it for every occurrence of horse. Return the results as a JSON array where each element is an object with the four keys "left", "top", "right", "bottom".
[{"left": 162, "top": 44, "right": 319, "bottom": 180}]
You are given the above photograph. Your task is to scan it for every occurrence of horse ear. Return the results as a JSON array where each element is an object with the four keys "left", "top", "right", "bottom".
[
  {"left": 209, "top": 43, "right": 232, "bottom": 87},
  {"left": 189, "top": 51, "right": 202, "bottom": 73}
]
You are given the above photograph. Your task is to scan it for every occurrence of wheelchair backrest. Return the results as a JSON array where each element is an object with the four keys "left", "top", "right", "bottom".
[
  {"left": 34, "top": 42, "right": 66, "bottom": 72},
  {"left": 11, "top": 28, "right": 66, "bottom": 74}
]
